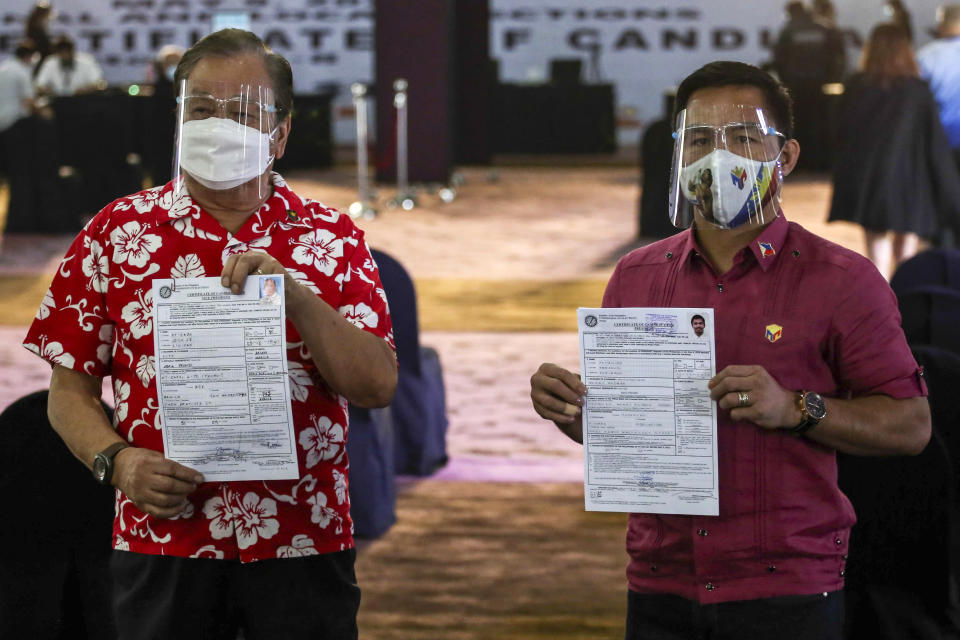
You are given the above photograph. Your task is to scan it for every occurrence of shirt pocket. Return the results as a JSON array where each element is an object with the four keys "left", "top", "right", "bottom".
[{"left": 735, "top": 317, "right": 830, "bottom": 393}]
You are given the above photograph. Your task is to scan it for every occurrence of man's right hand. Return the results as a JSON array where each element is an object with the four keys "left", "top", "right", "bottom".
[
  {"left": 530, "top": 363, "right": 587, "bottom": 443},
  {"left": 113, "top": 448, "right": 204, "bottom": 519}
]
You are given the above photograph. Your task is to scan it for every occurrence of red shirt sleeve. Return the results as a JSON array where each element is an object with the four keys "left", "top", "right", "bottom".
[
  {"left": 23, "top": 211, "right": 115, "bottom": 377},
  {"left": 337, "top": 226, "right": 395, "bottom": 353}
]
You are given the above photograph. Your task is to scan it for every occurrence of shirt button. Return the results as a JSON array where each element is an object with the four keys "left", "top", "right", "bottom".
[
  {"left": 665, "top": 252, "right": 673, "bottom": 259},
  {"left": 705, "top": 582, "right": 716, "bottom": 591},
  {"left": 716, "top": 283, "right": 723, "bottom": 292},
  {"left": 841, "top": 554, "right": 848, "bottom": 561},
  {"left": 650, "top": 565, "right": 658, "bottom": 572},
  {"left": 697, "top": 528, "right": 708, "bottom": 536},
  {"left": 835, "top": 538, "right": 843, "bottom": 546},
  {"left": 767, "top": 565, "right": 777, "bottom": 573},
  {"left": 839, "top": 569, "right": 846, "bottom": 577}
]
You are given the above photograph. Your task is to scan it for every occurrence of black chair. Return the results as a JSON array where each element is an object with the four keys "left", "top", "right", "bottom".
[
  {"left": 371, "top": 248, "right": 449, "bottom": 476},
  {"left": 0, "top": 390, "right": 116, "bottom": 639},
  {"left": 840, "top": 344, "right": 960, "bottom": 638}
]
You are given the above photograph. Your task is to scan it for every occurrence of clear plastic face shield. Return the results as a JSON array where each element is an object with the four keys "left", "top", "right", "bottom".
[
  {"left": 173, "top": 80, "right": 280, "bottom": 200},
  {"left": 668, "top": 104, "right": 787, "bottom": 230}
]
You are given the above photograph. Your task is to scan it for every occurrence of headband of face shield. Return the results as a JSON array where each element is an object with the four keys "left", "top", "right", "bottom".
[
  {"left": 173, "top": 81, "right": 279, "bottom": 193},
  {"left": 667, "top": 105, "right": 787, "bottom": 230}
]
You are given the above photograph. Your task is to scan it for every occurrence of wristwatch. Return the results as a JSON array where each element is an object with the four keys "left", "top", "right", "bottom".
[
  {"left": 93, "top": 442, "right": 130, "bottom": 485},
  {"left": 790, "top": 391, "right": 827, "bottom": 435}
]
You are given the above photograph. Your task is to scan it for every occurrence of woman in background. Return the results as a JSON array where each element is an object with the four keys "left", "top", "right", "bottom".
[{"left": 828, "top": 22, "right": 960, "bottom": 279}]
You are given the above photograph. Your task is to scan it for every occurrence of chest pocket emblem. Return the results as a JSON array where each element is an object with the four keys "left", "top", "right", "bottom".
[{"left": 765, "top": 324, "right": 783, "bottom": 343}]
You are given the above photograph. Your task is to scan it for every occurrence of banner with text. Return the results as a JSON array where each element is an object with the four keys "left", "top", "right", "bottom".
[{"left": 0, "top": 0, "right": 944, "bottom": 146}]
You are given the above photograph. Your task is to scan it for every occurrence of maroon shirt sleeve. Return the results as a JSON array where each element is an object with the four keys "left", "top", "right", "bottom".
[
  {"left": 602, "top": 259, "right": 623, "bottom": 308},
  {"left": 829, "top": 257, "right": 926, "bottom": 398}
]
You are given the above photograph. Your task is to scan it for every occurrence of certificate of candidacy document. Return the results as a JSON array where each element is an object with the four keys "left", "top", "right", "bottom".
[
  {"left": 578, "top": 307, "right": 718, "bottom": 516},
  {"left": 151, "top": 275, "right": 299, "bottom": 482}
]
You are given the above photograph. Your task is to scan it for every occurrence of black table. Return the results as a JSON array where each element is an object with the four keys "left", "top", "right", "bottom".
[
  {"left": 4, "top": 90, "right": 335, "bottom": 234},
  {"left": 492, "top": 83, "right": 616, "bottom": 154}
]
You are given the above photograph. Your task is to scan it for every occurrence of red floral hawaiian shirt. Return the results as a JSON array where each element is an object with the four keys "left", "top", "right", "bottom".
[{"left": 24, "top": 173, "right": 394, "bottom": 562}]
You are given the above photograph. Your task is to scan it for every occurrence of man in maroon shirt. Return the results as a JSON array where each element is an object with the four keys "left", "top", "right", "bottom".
[{"left": 530, "top": 61, "right": 931, "bottom": 639}]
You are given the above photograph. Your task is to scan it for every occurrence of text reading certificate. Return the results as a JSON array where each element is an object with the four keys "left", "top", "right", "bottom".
[
  {"left": 578, "top": 307, "right": 718, "bottom": 516},
  {"left": 152, "top": 275, "right": 299, "bottom": 481}
]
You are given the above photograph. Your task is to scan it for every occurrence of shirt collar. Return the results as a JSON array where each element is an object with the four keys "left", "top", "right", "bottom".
[
  {"left": 746, "top": 211, "right": 789, "bottom": 271},
  {"left": 148, "top": 172, "right": 306, "bottom": 234},
  {"left": 680, "top": 210, "right": 790, "bottom": 272}
]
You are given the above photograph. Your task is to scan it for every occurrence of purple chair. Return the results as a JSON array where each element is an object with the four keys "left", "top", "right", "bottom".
[
  {"left": 371, "top": 248, "right": 449, "bottom": 476},
  {"left": 890, "top": 248, "right": 960, "bottom": 297},
  {"left": 346, "top": 406, "right": 395, "bottom": 539}
]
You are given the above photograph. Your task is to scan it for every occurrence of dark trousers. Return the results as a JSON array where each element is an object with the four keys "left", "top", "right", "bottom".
[
  {"left": 625, "top": 590, "right": 844, "bottom": 640},
  {"left": 110, "top": 549, "right": 360, "bottom": 640}
]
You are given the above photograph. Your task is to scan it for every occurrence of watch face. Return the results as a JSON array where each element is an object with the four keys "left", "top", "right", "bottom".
[
  {"left": 93, "top": 455, "right": 108, "bottom": 482},
  {"left": 805, "top": 393, "right": 827, "bottom": 420}
]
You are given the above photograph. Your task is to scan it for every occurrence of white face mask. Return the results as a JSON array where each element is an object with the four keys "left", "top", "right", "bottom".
[
  {"left": 178, "top": 118, "right": 276, "bottom": 191},
  {"left": 679, "top": 149, "right": 780, "bottom": 228}
]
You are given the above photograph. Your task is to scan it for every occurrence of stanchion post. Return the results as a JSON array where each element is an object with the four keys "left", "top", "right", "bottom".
[
  {"left": 348, "top": 82, "right": 377, "bottom": 219},
  {"left": 391, "top": 78, "right": 416, "bottom": 210}
]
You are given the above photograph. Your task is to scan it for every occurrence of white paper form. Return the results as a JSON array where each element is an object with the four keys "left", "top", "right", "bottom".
[
  {"left": 152, "top": 275, "right": 299, "bottom": 481},
  {"left": 578, "top": 307, "right": 718, "bottom": 516}
]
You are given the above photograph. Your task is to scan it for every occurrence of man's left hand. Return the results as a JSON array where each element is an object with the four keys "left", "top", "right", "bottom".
[
  {"left": 220, "top": 251, "right": 306, "bottom": 306},
  {"left": 709, "top": 364, "right": 801, "bottom": 430}
]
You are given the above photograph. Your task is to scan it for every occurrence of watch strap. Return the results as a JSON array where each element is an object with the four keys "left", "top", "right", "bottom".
[
  {"left": 790, "top": 391, "right": 819, "bottom": 435},
  {"left": 790, "top": 415, "right": 818, "bottom": 435},
  {"left": 94, "top": 442, "right": 130, "bottom": 484}
]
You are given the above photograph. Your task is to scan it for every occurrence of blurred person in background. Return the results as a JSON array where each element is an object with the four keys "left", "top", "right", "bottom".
[
  {"left": 0, "top": 39, "right": 57, "bottom": 233},
  {"left": 812, "top": 0, "right": 838, "bottom": 27},
  {"left": 828, "top": 23, "right": 960, "bottom": 279},
  {"left": 773, "top": 1, "right": 847, "bottom": 170},
  {"left": 0, "top": 40, "right": 39, "bottom": 141},
  {"left": 918, "top": 4, "right": 960, "bottom": 172},
  {"left": 24, "top": 2, "right": 53, "bottom": 73},
  {"left": 885, "top": 0, "right": 915, "bottom": 40},
  {"left": 35, "top": 35, "right": 104, "bottom": 97}
]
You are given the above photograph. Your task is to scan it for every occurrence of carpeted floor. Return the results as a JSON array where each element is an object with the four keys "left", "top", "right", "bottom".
[{"left": 356, "top": 482, "right": 628, "bottom": 640}]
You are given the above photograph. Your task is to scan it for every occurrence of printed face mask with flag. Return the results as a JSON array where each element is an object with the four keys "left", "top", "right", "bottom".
[{"left": 680, "top": 149, "right": 780, "bottom": 229}]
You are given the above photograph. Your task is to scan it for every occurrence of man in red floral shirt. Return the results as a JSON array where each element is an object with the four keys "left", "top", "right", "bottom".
[{"left": 24, "top": 29, "right": 396, "bottom": 639}]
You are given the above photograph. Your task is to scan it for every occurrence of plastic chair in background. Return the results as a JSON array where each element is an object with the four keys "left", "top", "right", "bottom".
[
  {"left": 0, "top": 390, "right": 116, "bottom": 639},
  {"left": 371, "top": 248, "right": 449, "bottom": 476}
]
